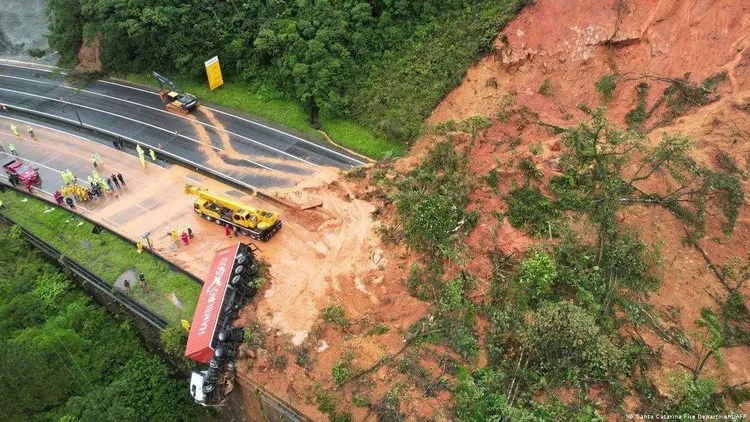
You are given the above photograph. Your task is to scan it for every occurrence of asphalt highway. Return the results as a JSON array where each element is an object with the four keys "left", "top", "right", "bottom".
[{"left": 0, "top": 60, "right": 365, "bottom": 189}]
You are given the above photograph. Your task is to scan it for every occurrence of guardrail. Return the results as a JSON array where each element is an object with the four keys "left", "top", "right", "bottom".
[
  {"left": 2, "top": 105, "right": 293, "bottom": 209},
  {"left": 0, "top": 172, "right": 205, "bottom": 287},
  {"left": 1, "top": 106, "right": 313, "bottom": 422},
  {"left": 0, "top": 212, "right": 168, "bottom": 330}
]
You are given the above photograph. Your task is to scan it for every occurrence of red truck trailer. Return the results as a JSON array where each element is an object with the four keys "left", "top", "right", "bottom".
[{"left": 186, "top": 242, "right": 260, "bottom": 406}]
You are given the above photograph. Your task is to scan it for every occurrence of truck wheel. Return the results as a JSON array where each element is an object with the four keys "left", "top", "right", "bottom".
[
  {"left": 240, "top": 229, "right": 251, "bottom": 236},
  {"left": 204, "top": 215, "right": 213, "bottom": 222},
  {"left": 215, "top": 219, "right": 224, "bottom": 225},
  {"left": 202, "top": 384, "right": 215, "bottom": 394}
]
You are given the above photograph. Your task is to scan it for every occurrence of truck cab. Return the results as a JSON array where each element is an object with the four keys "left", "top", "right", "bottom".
[
  {"left": 3, "top": 160, "right": 42, "bottom": 187},
  {"left": 189, "top": 371, "right": 210, "bottom": 406}
]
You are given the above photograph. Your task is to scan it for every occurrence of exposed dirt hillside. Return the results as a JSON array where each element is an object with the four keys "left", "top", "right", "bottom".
[
  {"left": 231, "top": 1, "right": 750, "bottom": 419},
  {"left": 425, "top": 0, "right": 750, "bottom": 411}
]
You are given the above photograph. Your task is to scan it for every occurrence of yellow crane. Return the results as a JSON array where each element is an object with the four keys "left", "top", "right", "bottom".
[{"left": 185, "top": 184, "right": 281, "bottom": 241}]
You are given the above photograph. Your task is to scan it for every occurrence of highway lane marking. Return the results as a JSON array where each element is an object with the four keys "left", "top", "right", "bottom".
[
  {"left": 101, "top": 79, "right": 366, "bottom": 166},
  {"left": 205, "top": 106, "right": 367, "bottom": 165},
  {"left": 0, "top": 139, "right": 87, "bottom": 179},
  {"left": 0, "top": 61, "right": 366, "bottom": 166},
  {"left": 0, "top": 153, "right": 93, "bottom": 213},
  {"left": 0, "top": 86, "right": 278, "bottom": 172},
  {"left": 2, "top": 104, "right": 264, "bottom": 190},
  {"left": 0, "top": 59, "right": 61, "bottom": 70},
  {"left": 0, "top": 114, "right": 142, "bottom": 183},
  {"left": 0, "top": 73, "right": 322, "bottom": 168}
]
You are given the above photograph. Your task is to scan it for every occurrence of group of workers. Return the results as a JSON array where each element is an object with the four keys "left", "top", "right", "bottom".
[{"left": 53, "top": 169, "right": 127, "bottom": 208}]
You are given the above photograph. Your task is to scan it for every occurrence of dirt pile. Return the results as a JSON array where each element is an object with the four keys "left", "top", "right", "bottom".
[
  {"left": 230, "top": 167, "right": 432, "bottom": 420},
  {"left": 231, "top": 1, "right": 750, "bottom": 418},
  {"left": 75, "top": 34, "right": 103, "bottom": 74},
  {"left": 424, "top": 0, "right": 750, "bottom": 412}
]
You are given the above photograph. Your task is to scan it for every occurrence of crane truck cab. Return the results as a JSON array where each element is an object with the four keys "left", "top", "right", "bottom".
[
  {"left": 186, "top": 243, "right": 260, "bottom": 406},
  {"left": 185, "top": 184, "right": 282, "bottom": 241}
]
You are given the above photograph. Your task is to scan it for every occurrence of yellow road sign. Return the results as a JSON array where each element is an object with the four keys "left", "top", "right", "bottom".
[{"left": 204, "top": 56, "right": 224, "bottom": 90}]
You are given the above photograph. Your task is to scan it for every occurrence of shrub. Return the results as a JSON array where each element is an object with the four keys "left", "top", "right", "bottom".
[
  {"left": 538, "top": 78, "right": 552, "bottom": 97},
  {"left": 515, "top": 251, "right": 557, "bottom": 303},
  {"left": 160, "top": 323, "right": 188, "bottom": 361},
  {"left": 402, "top": 192, "right": 462, "bottom": 253},
  {"left": 625, "top": 82, "right": 649, "bottom": 129},
  {"left": 273, "top": 354, "right": 288, "bottom": 370},
  {"left": 497, "top": 94, "right": 517, "bottom": 122},
  {"left": 506, "top": 186, "right": 558, "bottom": 235},
  {"left": 436, "top": 276, "right": 479, "bottom": 360},
  {"left": 520, "top": 301, "right": 624, "bottom": 383},
  {"left": 351, "top": 394, "right": 370, "bottom": 408},
  {"left": 332, "top": 351, "right": 355, "bottom": 387},
  {"left": 517, "top": 158, "right": 542, "bottom": 183},
  {"left": 394, "top": 140, "right": 473, "bottom": 257},
  {"left": 485, "top": 169, "right": 499, "bottom": 189},
  {"left": 595, "top": 74, "right": 618, "bottom": 102},
  {"left": 368, "top": 323, "right": 389, "bottom": 336},
  {"left": 27, "top": 48, "right": 48, "bottom": 58},
  {"left": 244, "top": 322, "right": 267, "bottom": 348},
  {"left": 373, "top": 388, "right": 401, "bottom": 422},
  {"left": 322, "top": 304, "right": 349, "bottom": 328}
]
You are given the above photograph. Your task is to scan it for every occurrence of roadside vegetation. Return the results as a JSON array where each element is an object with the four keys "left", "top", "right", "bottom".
[
  {"left": 0, "top": 189, "right": 200, "bottom": 324},
  {"left": 0, "top": 225, "right": 201, "bottom": 421},
  {"left": 47, "top": 0, "right": 528, "bottom": 155}
]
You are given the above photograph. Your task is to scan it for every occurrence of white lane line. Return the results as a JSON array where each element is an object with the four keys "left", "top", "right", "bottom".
[
  {"left": 205, "top": 106, "right": 366, "bottom": 165},
  {"left": 1, "top": 113, "right": 93, "bottom": 143},
  {"left": 99, "top": 79, "right": 154, "bottom": 95},
  {"left": 9, "top": 105, "right": 263, "bottom": 191},
  {"left": 0, "top": 86, "right": 277, "bottom": 172},
  {"left": 0, "top": 59, "right": 60, "bottom": 70},
  {"left": 2, "top": 61, "right": 366, "bottom": 165},
  {"left": 0, "top": 151, "right": 95, "bottom": 213},
  {"left": 102, "top": 80, "right": 365, "bottom": 164},
  {"left": 0, "top": 74, "right": 320, "bottom": 168},
  {"left": 1, "top": 61, "right": 366, "bottom": 165},
  {"left": 2, "top": 104, "right": 264, "bottom": 190},
  {"left": 0, "top": 113, "right": 139, "bottom": 181}
]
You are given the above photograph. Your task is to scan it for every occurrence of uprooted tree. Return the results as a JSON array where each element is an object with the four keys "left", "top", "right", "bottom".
[{"left": 545, "top": 107, "right": 743, "bottom": 246}]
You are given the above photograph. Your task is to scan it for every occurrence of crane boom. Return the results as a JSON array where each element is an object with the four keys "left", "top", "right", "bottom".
[
  {"left": 184, "top": 185, "right": 259, "bottom": 212},
  {"left": 184, "top": 184, "right": 281, "bottom": 241}
]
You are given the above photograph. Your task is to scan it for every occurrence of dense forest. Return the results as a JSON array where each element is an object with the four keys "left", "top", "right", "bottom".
[
  {"left": 46, "top": 0, "right": 527, "bottom": 144},
  {"left": 0, "top": 225, "right": 201, "bottom": 421}
]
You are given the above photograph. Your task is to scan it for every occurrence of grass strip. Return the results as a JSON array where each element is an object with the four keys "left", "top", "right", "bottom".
[{"left": 0, "top": 189, "right": 200, "bottom": 324}]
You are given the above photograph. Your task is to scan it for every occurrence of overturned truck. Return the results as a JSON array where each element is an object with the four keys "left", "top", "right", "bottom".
[{"left": 185, "top": 242, "right": 260, "bottom": 406}]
